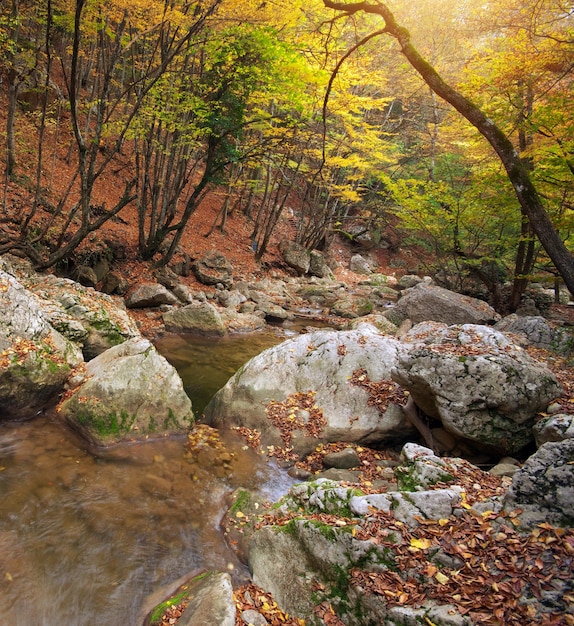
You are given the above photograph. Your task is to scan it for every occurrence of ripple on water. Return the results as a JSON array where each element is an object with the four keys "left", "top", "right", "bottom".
[{"left": 0, "top": 416, "right": 296, "bottom": 626}]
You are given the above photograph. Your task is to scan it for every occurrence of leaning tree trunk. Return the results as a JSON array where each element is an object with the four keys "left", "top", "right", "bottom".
[{"left": 323, "top": 0, "right": 574, "bottom": 296}]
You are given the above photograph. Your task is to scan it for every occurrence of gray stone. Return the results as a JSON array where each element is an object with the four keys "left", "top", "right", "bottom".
[
  {"left": 308, "top": 250, "right": 332, "bottom": 278},
  {"left": 346, "top": 314, "right": 399, "bottom": 335},
  {"left": 125, "top": 283, "right": 178, "bottom": 308},
  {"left": 218, "top": 289, "right": 247, "bottom": 309},
  {"left": 396, "top": 444, "right": 456, "bottom": 490},
  {"left": 489, "top": 462, "right": 520, "bottom": 478},
  {"left": 249, "top": 479, "right": 470, "bottom": 625},
  {"left": 162, "top": 302, "right": 226, "bottom": 335},
  {"left": 388, "top": 488, "right": 462, "bottom": 527},
  {"left": 323, "top": 448, "right": 361, "bottom": 469},
  {"left": 33, "top": 276, "right": 139, "bottom": 360},
  {"left": 203, "top": 326, "right": 416, "bottom": 455},
  {"left": 349, "top": 254, "right": 374, "bottom": 275},
  {"left": 255, "top": 301, "right": 289, "bottom": 322},
  {"left": 58, "top": 337, "right": 193, "bottom": 446},
  {"left": 394, "top": 283, "right": 499, "bottom": 325},
  {"left": 331, "top": 296, "right": 374, "bottom": 318},
  {"left": 177, "top": 572, "right": 235, "bottom": 626},
  {"left": 279, "top": 240, "right": 310, "bottom": 275},
  {"left": 171, "top": 283, "right": 194, "bottom": 304},
  {"left": 220, "top": 310, "right": 266, "bottom": 333},
  {"left": 192, "top": 252, "right": 234, "bottom": 287},
  {"left": 240, "top": 609, "right": 268, "bottom": 626},
  {"left": 495, "top": 314, "right": 573, "bottom": 354},
  {"left": 314, "top": 468, "right": 361, "bottom": 482},
  {"left": 296, "top": 283, "right": 345, "bottom": 308},
  {"left": 249, "top": 525, "right": 317, "bottom": 619},
  {"left": 0, "top": 269, "right": 83, "bottom": 420},
  {"left": 392, "top": 323, "right": 562, "bottom": 454},
  {"left": 397, "top": 274, "right": 425, "bottom": 290},
  {"left": 533, "top": 414, "right": 574, "bottom": 446},
  {"left": 504, "top": 438, "right": 574, "bottom": 528}
]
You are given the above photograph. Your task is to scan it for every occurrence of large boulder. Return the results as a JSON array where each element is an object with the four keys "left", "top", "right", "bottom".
[
  {"left": 26, "top": 273, "right": 139, "bottom": 359},
  {"left": 349, "top": 253, "right": 375, "bottom": 275},
  {"left": 308, "top": 250, "right": 332, "bottom": 278},
  {"left": 0, "top": 268, "right": 83, "bottom": 420},
  {"left": 392, "top": 322, "right": 563, "bottom": 454},
  {"left": 192, "top": 252, "right": 234, "bottom": 287},
  {"left": 162, "top": 302, "right": 226, "bottom": 336},
  {"left": 125, "top": 283, "right": 178, "bottom": 309},
  {"left": 389, "top": 282, "right": 499, "bottom": 326},
  {"left": 279, "top": 240, "right": 310, "bottom": 275},
  {"left": 495, "top": 314, "right": 573, "bottom": 354},
  {"left": 203, "top": 325, "right": 416, "bottom": 455},
  {"left": 58, "top": 337, "right": 194, "bottom": 446},
  {"left": 504, "top": 439, "right": 574, "bottom": 528}
]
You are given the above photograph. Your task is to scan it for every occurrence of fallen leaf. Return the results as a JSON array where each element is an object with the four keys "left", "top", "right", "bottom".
[{"left": 410, "top": 537, "right": 432, "bottom": 551}]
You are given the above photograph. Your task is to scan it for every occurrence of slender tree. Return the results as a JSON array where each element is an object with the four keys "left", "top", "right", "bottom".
[{"left": 323, "top": 0, "right": 574, "bottom": 296}]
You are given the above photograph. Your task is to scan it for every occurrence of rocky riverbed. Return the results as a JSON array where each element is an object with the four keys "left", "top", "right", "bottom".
[{"left": 1, "top": 251, "right": 573, "bottom": 625}]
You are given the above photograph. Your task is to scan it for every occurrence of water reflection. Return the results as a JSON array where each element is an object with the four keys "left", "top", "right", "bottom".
[
  {"left": 154, "top": 322, "right": 314, "bottom": 416},
  {"left": 0, "top": 418, "right": 295, "bottom": 626}
]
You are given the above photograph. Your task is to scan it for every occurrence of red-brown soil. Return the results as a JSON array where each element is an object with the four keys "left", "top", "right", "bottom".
[{"left": 0, "top": 99, "right": 425, "bottom": 337}]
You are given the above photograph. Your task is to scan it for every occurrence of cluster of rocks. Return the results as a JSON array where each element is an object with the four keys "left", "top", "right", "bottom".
[
  {"left": 123, "top": 252, "right": 401, "bottom": 336},
  {"left": 147, "top": 429, "right": 574, "bottom": 626},
  {"left": 120, "top": 249, "right": 573, "bottom": 354},
  {"left": 0, "top": 255, "right": 193, "bottom": 446},
  {"left": 203, "top": 320, "right": 564, "bottom": 457}
]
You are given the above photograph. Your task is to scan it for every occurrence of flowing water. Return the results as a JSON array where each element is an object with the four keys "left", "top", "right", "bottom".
[{"left": 0, "top": 324, "right": 312, "bottom": 626}]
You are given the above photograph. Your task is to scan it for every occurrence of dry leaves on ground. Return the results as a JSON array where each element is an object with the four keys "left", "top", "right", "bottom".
[
  {"left": 351, "top": 506, "right": 574, "bottom": 626},
  {"left": 234, "top": 583, "right": 305, "bottom": 626},
  {"left": 350, "top": 368, "right": 409, "bottom": 414}
]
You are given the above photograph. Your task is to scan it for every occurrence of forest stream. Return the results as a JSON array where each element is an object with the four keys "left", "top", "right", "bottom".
[{"left": 0, "top": 325, "right": 312, "bottom": 626}]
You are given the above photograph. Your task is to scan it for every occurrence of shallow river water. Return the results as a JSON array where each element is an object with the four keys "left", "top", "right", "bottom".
[{"left": 0, "top": 325, "right": 306, "bottom": 626}]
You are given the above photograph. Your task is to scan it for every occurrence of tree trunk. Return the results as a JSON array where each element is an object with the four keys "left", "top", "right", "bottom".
[{"left": 323, "top": 0, "right": 574, "bottom": 296}]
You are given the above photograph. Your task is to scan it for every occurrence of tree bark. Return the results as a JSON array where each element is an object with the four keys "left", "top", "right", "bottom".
[{"left": 323, "top": 0, "right": 574, "bottom": 296}]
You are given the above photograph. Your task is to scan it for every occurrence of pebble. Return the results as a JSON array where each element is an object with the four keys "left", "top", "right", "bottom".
[{"left": 241, "top": 609, "right": 268, "bottom": 625}]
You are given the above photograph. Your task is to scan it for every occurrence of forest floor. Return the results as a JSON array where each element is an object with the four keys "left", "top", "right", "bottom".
[{"left": 0, "top": 102, "right": 430, "bottom": 336}]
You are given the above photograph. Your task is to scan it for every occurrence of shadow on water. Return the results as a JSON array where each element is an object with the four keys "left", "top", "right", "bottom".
[{"left": 0, "top": 324, "right": 314, "bottom": 626}]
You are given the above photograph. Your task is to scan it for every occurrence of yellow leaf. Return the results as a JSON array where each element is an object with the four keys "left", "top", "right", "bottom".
[
  {"left": 235, "top": 511, "right": 245, "bottom": 518},
  {"left": 435, "top": 571, "right": 450, "bottom": 585},
  {"left": 410, "top": 537, "right": 432, "bottom": 550},
  {"left": 438, "top": 518, "right": 449, "bottom": 526}
]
